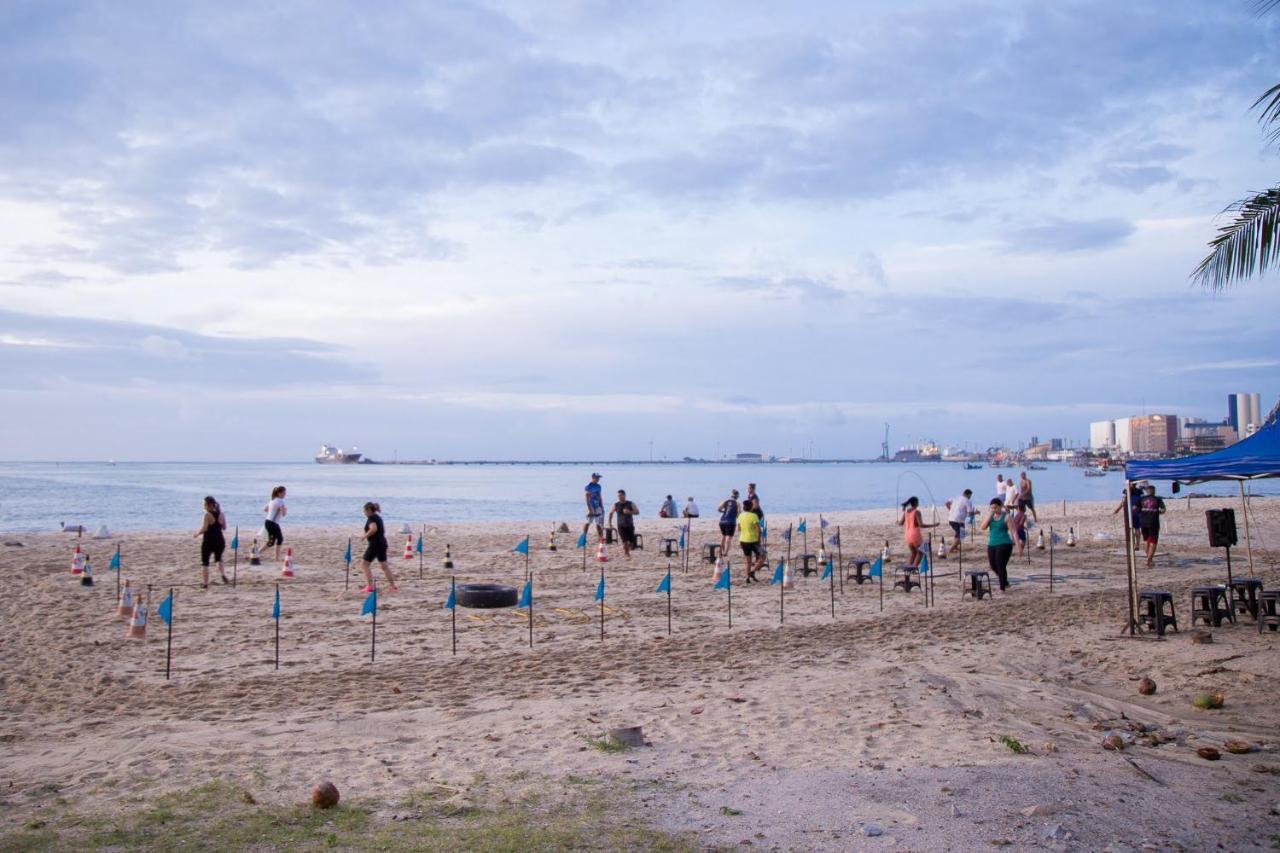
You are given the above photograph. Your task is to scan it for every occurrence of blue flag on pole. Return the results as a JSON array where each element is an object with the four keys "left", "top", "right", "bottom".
[
  {"left": 869, "top": 557, "right": 883, "bottom": 578},
  {"left": 157, "top": 592, "right": 173, "bottom": 626},
  {"left": 415, "top": 533, "right": 424, "bottom": 554},
  {"left": 656, "top": 571, "right": 671, "bottom": 593},
  {"left": 513, "top": 536, "right": 529, "bottom": 555},
  {"left": 577, "top": 531, "right": 587, "bottom": 549},
  {"left": 919, "top": 553, "right": 930, "bottom": 575},
  {"left": 827, "top": 532, "right": 840, "bottom": 547},
  {"left": 108, "top": 550, "right": 120, "bottom": 570},
  {"left": 678, "top": 527, "right": 686, "bottom": 549},
  {"left": 230, "top": 533, "right": 239, "bottom": 551},
  {"left": 820, "top": 516, "right": 829, "bottom": 530},
  {"left": 594, "top": 575, "right": 605, "bottom": 602},
  {"left": 781, "top": 527, "right": 792, "bottom": 543},
  {"left": 759, "top": 518, "right": 768, "bottom": 539},
  {"left": 1050, "top": 531, "right": 1062, "bottom": 546},
  {"left": 272, "top": 587, "right": 280, "bottom": 620},
  {"left": 518, "top": 580, "right": 532, "bottom": 608},
  {"left": 797, "top": 519, "right": 807, "bottom": 534},
  {"left": 361, "top": 589, "right": 377, "bottom": 616},
  {"left": 444, "top": 581, "right": 456, "bottom": 610},
  {"left": 713, "top": 565, "right": 730, "bottom": 590},
  {"left": 821, "top": 559, "right": 833, "bottom": 580},
  {"left": 343, "top": 541, "right": 352, "bottom": 564},
  {"left": 770, "top": 559, "right": 784, "bottom": 585}
]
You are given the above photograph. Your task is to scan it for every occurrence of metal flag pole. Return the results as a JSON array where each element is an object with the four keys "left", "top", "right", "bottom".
[
  {"left": 345, "top": 538, "right": 352, "bottom": 591},
  {"left": 164, "top": 587, "right": 174, "bottom": 680},
  {"left": 1239, "top": 481, "right": 1255, "bottom": 576},
  {"left": 878, "top": 564, "right": 884, "bottom": 612},
  {"left": 528, "top": 574, "right": 534, "bottom": 649},
  {"left": 114, "top": 543, "right": 121, "bottom": 603},
  {"left": 1123, "top": 480, "right": 1138, "bottom": 636},
  {"left": 524, "top": 532, "right": 530, "bottom": 582},
  {"left": 1049, "top": 526, "right": 1055, "bottom": 593},
  {"left": 371, "top": 590, "right": 378, "bottom": 662},
  {"left": 450, "top": 576, "right": 457, "bottom": 656},
  {"left": 232, "top": 527, "right": 239, "bottom": 588},
  {"left": 666, "top": 563, "right": 673, "bottom": 636},
  {"left": 419, "top": 525, "right": 425, "bottom": 580},
  {"left": 274, "top": 583, "right": 281, "bottom": 670},
  {"left": 726, "top": 560, "right": 732, "bottom": 629},
  {"left": 786, "top": 523, "right": 793, "bottom": 573},
  {"left": 836, "top": 527, "right": 844, "bottom": 595},
  {"left": 780, "top": 560, "right": 785, "bottom": 625},
  {"left": 599, "top": 564, "right": 606, "bottom": 641},
  {"left": 829, "top": 559, "right": 835, "bottom": 618}
]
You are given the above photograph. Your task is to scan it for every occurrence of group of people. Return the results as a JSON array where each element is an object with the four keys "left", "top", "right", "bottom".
[{"left": 192, "top": 485, "right": 290, "bottom": 590}]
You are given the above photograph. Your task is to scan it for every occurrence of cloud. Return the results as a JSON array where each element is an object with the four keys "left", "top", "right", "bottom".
[
  {"left": 1004, "top": 218, "right": 1135, "bottom": 253},
  {"left": 709, "top": 274, "right": 848, "bottom": 301}
]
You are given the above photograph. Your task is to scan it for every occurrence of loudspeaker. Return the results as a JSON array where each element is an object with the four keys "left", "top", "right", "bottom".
[{"left": 1206, "top": 508, "right": 1237, "bottom": 548}]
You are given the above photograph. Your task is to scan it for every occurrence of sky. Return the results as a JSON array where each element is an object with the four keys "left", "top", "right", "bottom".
[{"left": 2, "top": 0, "right": 1279, "bottom": 461}]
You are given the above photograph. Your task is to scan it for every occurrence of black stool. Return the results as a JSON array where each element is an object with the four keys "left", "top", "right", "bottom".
[
  {"left": 847, "top": 559, "right": 871, "bottom": 585},
  {"left": 660, "top": 538, "right": 679, "bottom": 557},
  {"left": 1138, "top": 589, "right": 1178, "bottom": 636},
  {"left": 1230, "top": 578, "right": 1263, "bottom": 620},
  {"left": 964, "top": 571, "right": 991, "bottom": 600},
  {"left": 702, "top": 543, "right": 719, "bottom": 564},
  {"left": 1258, "top": 590, "right": 1280, "bottom": 633},
  {"left": 797, "top": 553, "right": 817, "bottom": 576},
  {"left": 604, "top": 527, "right": 616, "bottom": 544},
  {"left": 893, "top": 568, "right": 920, "bottom": 593},
  {"left": 1191, "top": 585, "right": 1234, "bottom": 628},
  {"left": 632, "top": 533, "right": 644, "bottom": 551}
]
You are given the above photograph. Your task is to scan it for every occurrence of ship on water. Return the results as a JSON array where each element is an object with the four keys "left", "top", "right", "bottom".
[{"left": 315, "top": 444, "right": 363, "bottom": 464}]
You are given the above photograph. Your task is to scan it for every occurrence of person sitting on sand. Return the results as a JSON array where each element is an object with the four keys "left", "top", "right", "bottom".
[
  {"left": 608, "top": 490, "right": 640, "bottom": 558},
  {"left": 359, "top": 502, "right": 397, "bottom": 593},
  {"left": 658, "top": 495, "right": 677, "bottom": 518},
  {"left": 897, "top": 496, "right": 935, "bottom": 568},
  {"left": 736, "top": 497, "right": 764, "bottom": 582},
  {"left": 682, "top": 496, "right": 699, "bottom": 518},
  {"left": 981, "top": 498, "right": 1013, "bottom": 591},
  {"left": 195, "top": 495, "right": 229, "bottom": 589}
]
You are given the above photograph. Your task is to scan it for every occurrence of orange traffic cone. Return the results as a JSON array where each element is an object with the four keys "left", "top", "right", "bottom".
[
  {"left": 596, "top": 539, "right": 609, "bottom": 563},
  {"left": 126, "top": 595, "right": 148, "bottom": 639},
  {"left": 117, "top": 579, "right": 135, "bottom": 618},
  {"left": 70, "top": 544, "right": 84, "bottom": 575},
  {"left": 281, "top": 547, "right": 295, "bottom": 578},
  {"left": 782, "top": 558, "right": 794, "bottom": 590},
  {"left": 402, "top": 534, "right": 413, "bottom": 561}
]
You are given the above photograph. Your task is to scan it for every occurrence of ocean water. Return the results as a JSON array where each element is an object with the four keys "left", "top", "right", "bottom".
[{"left": 0, "top": 461, "right": 1272, "bottom": 533}]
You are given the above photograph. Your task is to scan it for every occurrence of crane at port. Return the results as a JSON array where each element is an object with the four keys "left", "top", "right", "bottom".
[{"left": 881, "top": 423, "right": 890, "bottom": 461}]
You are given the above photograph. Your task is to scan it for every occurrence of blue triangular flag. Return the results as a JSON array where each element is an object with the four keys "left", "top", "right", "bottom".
[
  {"left": 518, "top": 580, "right": 532, "bottom": 608},
  {"left": 820, "top": 516, "right": 829, "bottom": 530},
  {"left": 770, "top": 559, "right": 784, "bottom": 585},
  {"left": 361, "top": 589, "right": 377, "bottom": 616},
  {"left": 594, "top": 575, "right": 605, "bottom": 602},
  {"left": 759, "top": 518, "right": 768, "bottom": 538},
  {"left": 713, "top": 565, "right": 730, "bottom": 590},
  {"left": 821, "top": 559, "right": 832, "bottom": 580},
  {"left": 444, "top": 581, "right": 456, "bottom": 610},
  {"left": 577, "top": 532, "right": 587, "bottom": 549},
  {"left": 415, "top": 533, "right": 424, "bottom": 554},
  {"left": 869, "top": 557, "right": 883, "bottom": 578},
  {"left": 343, "top": 541, "right": 352, "bottom": 564},
  {"left": 272, "top": 587, "right": 280, "bottom": 620},
  {"left": 656, "top": 571, "right": 671, "bottom": 594},
  {"left": 781, "top": 527, "right": 792, "bottom": 543},
  {"left": 827, "top": 532, "right": 840, "bottom": 547},
  {"left": 230, "top": 533, "right": 239, "bottom": 551},
  {"left": 919, "top": 553, "right": 930, "bottom": 575},
  {"left": 1051, "top": 532, "right": 1062, "bottom": 546},
  {"left": 513, "top": 536, "right": 529, "bottom": 555},
  {"left": 157, "top": 592, "right": 173, "bottom": 626},
  {"left": 797, "top": 519, "right": 807, "bottom": 534},
  {"left": 678, "top": 527, "right": 686, "bottom": 549},
  {"left": 108, "top": 550, "right": 120, "bottom": 570}
]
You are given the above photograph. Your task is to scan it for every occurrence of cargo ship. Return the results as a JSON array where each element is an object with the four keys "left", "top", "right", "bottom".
[{"left": 315, "top": 444, "right": 363, "bottom": 464}]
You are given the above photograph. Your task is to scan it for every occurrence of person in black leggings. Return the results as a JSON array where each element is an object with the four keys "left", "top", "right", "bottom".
[
  {"left": 195, "top": 495, "right": 229, "bottom": 588},
  {"left": 358, "top": 502, "right": 397, "bottom": 594},
  {"left": 980, "top": 497, "right": 1014, "bottom": 591}
]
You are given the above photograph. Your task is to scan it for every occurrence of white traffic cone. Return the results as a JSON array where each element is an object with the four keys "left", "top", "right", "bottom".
[
  {"left": 80, "top": 555, "right": 94, "bottom": 587},
  {"left": 126, "top": 595, "right": 148, "bottom": 639},
  {"left": 881, "top": 541, "right": 891, "bottom": 564},
  {"left": 596, "top": 539, "right": 609, "bottom": 563},
  {"left": 817, "top": 545, "right": 827, "bottom": 565},
  {"left": 937, "top": 537, "right": 947, "bottom": 559},
  {"left": 280, "top": 547, "right": 295, "bottom": 578},
  {"left": 249, "top": 539, "right": 262, "bottom": 566},
  {"left": 782, "top": 558, "right": 794, "bottom": 590},
  {"left": 1035, "top": 530, "right": 1045, "bottom": 550},
  {"left": 70, "top": 544, "right": 84, "bottom": 575},
  {"left": 402, "top": 534, "right": 413, "bottom": 561},
  {"left": 117, "top": 579, "right": 135, "bottom": 619},
  {"left": 1066, "top": 526, "right": 1076, "bottom": 547}
]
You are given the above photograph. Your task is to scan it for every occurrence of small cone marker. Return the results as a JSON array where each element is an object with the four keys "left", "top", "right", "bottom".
[
  {"left": 548, "top": 530, "right": 557, "bottom": 552},
  {"left": 250, "top": 539, "right": 262, "bottom": 566},
  {"left": 782, "top": 558, "right": 794, "bottom": 590},
  {"left": 443, "top": 544, "right": 454, "bottom": 570},
  {"left": 280, "top": 547, "right": 295, "bottom": 578},
  {"left": 80, "top": 555, "right": 94, "bottom": 587},
  {"left": 1035, "top": 529, "right": 1045, "bottom": 550},
  {"left": 117, "top": 579, "right": 135, "bottom": 618},
  {"left": 881, "top": 540, "right": 891, "bottom": 564},
  {"left": 596, "top": 539, "right": 609, "bottom": 563},
  {"left": 817, "top": 546, "right": 827, "bottom": 565},
  {"left": 70, "top": 544, "right": 84, "bottom": 575},
  {"left": 402, "top": 534, "right": 413, "bottom": 561},
  {"left": 127, "top": 595, "right": 148, "bottom": 639},
  {"left": 937, "top": 536, "right": 947, "bottom": 559},
  {"left": 1066, "top": 526, "right": 1076, "bottom": 547}
]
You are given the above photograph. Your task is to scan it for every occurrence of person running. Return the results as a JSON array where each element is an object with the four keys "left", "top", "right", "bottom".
[
  {"left": 717, "top": 489, "right": 740, "bottom": 555},
  {"left": 1136, "top": 485, "right": 1166, "bottom": 567},
  {"left": 658, "top": 495, "right": 678, "bottom": 518},
  {"left": 981, "top": 498, "right": 1014, "bottom": 591},
  {"left": 262, "top": 485, "right": 287, "bottom": 562},
  {"left": 897, "top": 496, "right": 936, "bottom": 568},
  {"left": 608, "top": 490, "right": 640, "bottom": 558},
  {"left": 195, "top": 495, "right": 229, "bottom": 588},
  {"left": 358, "top": 501, "right": 397, "bottom": 593},
  {"left": 945, "top": 489, "right": 974, "bottom": 554},
  {"left": 682, "top": 496, "right": 700, "bottom": 518},
  {"left": 736, "top": 498, "right": 764, "bottom": 582},
  {"left": 1004, "top": 477, "right": 1020, "bottom": 510},
  {"left": 745, "top": 483, "right": 763, "bottom": 519},
  {"left": 582, "top": 473, "right": 605, "bottom": 542},
  {"left": 1010, "top": 503, "right": 1028, "bottom": 558},
  {"left": 1018, "top": 471, "right": 1038, "bottom": 522}
]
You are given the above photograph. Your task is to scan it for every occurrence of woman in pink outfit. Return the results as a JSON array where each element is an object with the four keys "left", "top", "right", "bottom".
[{"left": 897, "top": 496, "right": 936, "bottom": 568}]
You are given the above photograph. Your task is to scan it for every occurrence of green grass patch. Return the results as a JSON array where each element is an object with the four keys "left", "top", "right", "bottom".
[
  {"left": 583, "top": 734, "right": 632, "bottom": 754},
  {"left": 999, "top": 735, "right": 1029, "bottom": 754}
]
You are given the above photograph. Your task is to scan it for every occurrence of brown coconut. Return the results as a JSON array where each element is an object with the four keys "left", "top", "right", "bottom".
[
  {"left": 1136, "top": 677, "right": 1157, "bottom": 696},
  {"left": 311, "top": 781, "right": 340, "bottom": 809},
  {"left": 1197, "top": 747, "right": 1221, "bottom": 761}
]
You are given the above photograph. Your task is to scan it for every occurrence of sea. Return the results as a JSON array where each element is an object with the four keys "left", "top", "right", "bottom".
[{"left": 1, "top": 460, "right": 1274, "bottom": 534}]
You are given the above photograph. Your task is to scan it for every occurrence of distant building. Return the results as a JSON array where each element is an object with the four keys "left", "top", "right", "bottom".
[
  {"left": 1228, "top": 393, "right": 1262, "bottom": 441},
  {"left": 1129, "top": 414, "right": 1178, "bottom": 455},
  {"left": 1089, "top": 421, "right": 1116, "bottom": 450},
  {"left": 734, "top": 453, "right": 764, "bottom": 462},
  {"left": 1113, "top": 417, "right": 1133, "bottom": 453},
  {"left": 1050, "top": 438, "right": 1064, "bottom": 451}
]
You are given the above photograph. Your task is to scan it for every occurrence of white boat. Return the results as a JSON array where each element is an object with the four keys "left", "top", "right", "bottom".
[{"left": 315, "top": 444, "right": 362, "bottom": 464}]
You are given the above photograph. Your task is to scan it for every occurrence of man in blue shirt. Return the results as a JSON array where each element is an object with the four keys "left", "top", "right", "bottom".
[{"left": 583, "top": 472, "right": 605, "bottom": 542}]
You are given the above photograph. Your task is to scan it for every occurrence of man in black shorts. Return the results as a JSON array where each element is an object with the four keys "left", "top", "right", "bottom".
[
  {"left": 608, "top": 490, "right": 640, "bottom": 558},
  {"left": 1137, "top": 485, "right": 1166, "bottom": 567}
]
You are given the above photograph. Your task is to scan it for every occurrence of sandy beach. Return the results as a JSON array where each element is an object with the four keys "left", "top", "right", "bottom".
[{"left": 2, "top": 498, "right": 1279, "bottom": 850}]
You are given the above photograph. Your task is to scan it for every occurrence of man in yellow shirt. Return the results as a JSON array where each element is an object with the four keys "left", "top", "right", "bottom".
[{"left": 736, "top": 498, "right": 764, "bottom": 583}]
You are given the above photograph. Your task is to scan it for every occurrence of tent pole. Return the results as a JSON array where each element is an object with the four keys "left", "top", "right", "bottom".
[
  {"left": 1239, "top": 480, "right": 1255, "bottom": 576},
  {"left": 1124, "top": 479, "right": 1138, "bottom": 636}
]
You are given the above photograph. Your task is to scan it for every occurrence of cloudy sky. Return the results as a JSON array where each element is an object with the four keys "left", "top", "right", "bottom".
[{"left": 2, "top": 0, "right": 1279, "bottom": 461}]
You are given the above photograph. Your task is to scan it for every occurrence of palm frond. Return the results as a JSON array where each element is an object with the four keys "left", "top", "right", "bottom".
[
  {"left": 1252, "top": 83, "right": 1280, "bottom": 147},
  {"left": 1255, "top": 0, "right": 1280, "bottom": 15},
  {"left": 1191, "top": 186, "right": 1280, "bottom": 291}
]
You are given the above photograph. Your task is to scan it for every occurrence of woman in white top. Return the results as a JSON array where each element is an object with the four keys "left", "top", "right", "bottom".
[{"left": 262, "top": 485, "right": 287, "bottom": 562}]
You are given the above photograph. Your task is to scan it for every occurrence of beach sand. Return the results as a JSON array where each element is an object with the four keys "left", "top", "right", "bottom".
[{"left": 2, "top": 498, "right": 1279, "bottom": 849}]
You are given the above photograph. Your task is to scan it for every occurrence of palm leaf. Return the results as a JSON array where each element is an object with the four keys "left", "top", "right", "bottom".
[
  {"left": 1252, "top": 83, "right": 1280, "bottom": 147},
  {"left": 1191, "top": 186, "right": 1280, "bottom": 291}
]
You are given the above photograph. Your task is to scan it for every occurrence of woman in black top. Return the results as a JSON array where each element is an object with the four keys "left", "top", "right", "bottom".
[
  {"left": 359, "top": 502, "right": 398, "bottom": 594},
  {"left": 195, "top": 495, "right": 229, "bottom": 588},
  {"left": 717, "top": 490, "right": 740, "bottom": 555}
]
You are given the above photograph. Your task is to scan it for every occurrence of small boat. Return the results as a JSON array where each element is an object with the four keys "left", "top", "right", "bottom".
[
  {"left": 1028, "top": 464, "right": 1048, "bottom": 471},
  {"left": 1083, "top": 468, "right": 1109, "bottom": 477},
  {"left": 964, "top": 462, "right": 984, "bottom": 469}
]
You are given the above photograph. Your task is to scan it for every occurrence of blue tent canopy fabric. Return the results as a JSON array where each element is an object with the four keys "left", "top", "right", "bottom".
[{"left": 1125, "top": 418, "right": 1280, "bottom": 483}]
